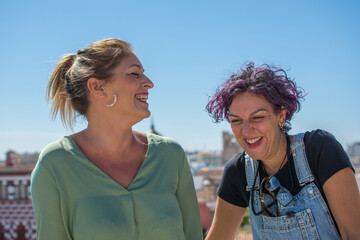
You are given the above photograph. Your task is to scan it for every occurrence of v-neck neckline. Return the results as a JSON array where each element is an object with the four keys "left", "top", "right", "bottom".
[{"left": 62, "top": 132, "right": 153, "bottom": 191}]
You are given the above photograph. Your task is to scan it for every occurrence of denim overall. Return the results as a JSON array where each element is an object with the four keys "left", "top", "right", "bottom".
[{"left": 245, "top": 133, "right": 341, "bottom": 240}]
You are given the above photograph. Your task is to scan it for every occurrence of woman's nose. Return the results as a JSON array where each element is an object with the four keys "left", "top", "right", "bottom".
[
  {"left": 241, "top": 121, "right": 252, "bottom": 135},
  {"left": 142, "top": 76, "right": 154, "bottom": 89}
]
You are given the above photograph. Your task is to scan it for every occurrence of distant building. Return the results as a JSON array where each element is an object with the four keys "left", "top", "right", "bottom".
[
  {"left": 222, "top": 131, "right": 243, "bottom": 164},
  {"left": 198, "top": 151, "right": 222, "bottom": 166},
  {"left": 186, "top": 151, "right": 199, "bottom": 163},
  {"left": 198, "top": 201, "right": 212, "bottom": 237},
  {"left": 351, "top": 157, "right": 360, "bottom": 166},
  {"left": 0, "top": 151, "right": 37, "bottom": 240},
  {"left": 187, "top": 151, "right": 222, "bottom": 167},
  {"left": 194, "top": 167, "right": 223, "bottom": 206},
  {"left": 347, "top": 142, "right": 360, "bottom": 167},
  {"left": 347, "top": 142, "right": 360, "bottom": 158},
  {"left": 194, "top": 166, "right": 223, "bottom": 237}
]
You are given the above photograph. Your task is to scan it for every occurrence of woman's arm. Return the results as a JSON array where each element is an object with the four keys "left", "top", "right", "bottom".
[
  {"left": 176, "top": 153, "right": 203, "bottom": 240},
  {"left": 31, "top": 163, "right": 69, "bottom": 240},
  {"left": 323, "top": 167, "right": 360, "bottom": 240},
  {"left": 205, "top": 197, "right": 246, "bottom": 240}
]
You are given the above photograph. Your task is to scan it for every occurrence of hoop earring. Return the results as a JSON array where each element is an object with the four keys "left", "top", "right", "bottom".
[
  {"left": 106, "top": 94, "right": 117, "bottom": 108},
  {"left": 279, "top": 122, "right": 285, "bottom": 132}
]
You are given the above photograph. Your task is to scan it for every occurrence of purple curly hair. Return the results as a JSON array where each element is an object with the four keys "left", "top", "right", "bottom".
[{"left": 206, "top": 62, "right": 306, "bottom": 132}]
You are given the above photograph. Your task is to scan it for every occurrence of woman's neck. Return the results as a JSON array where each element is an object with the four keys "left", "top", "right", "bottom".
[
  {"left": 71, "top": 117, "right": 147, "bottom": 164},
  {"left": 262, "top": 133, "right": 288, "bottom": 176},
  {"left": 83, "top": 124, "right": 135, "bottom": 152},
  {"left": 81, "top": 106, "right": 145, "bottom": 153}
]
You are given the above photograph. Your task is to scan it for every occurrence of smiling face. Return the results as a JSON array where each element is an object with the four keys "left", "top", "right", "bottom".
[
  {"left": 229, "top": 92, "right": 286, "bottom": 162},
  {"left": 105, "top": 52, "right": 154, "bottom": 120}
]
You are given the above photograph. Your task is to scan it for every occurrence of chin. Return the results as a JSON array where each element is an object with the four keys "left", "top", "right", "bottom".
[
  {"left": 144, "top": 110, "right": 151, "bottom": 118},
  {"left": 137, "top": 110, "right": 151, "bottom": 120},
  {"left": 249, "top": 154, "right": 265, "bottom": 161},
  {"left": 243, "top": 148, "right": 266, "bottom": 161}
]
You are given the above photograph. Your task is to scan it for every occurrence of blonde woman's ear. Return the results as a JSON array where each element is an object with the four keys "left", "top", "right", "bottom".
[{"left": 87, "top": 78, "right": 106, "bottom": 99}]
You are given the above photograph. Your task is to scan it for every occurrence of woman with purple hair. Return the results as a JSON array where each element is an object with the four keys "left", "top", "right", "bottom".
[{"left": 205, "top": 63, "right": 360, "bottom": 240}]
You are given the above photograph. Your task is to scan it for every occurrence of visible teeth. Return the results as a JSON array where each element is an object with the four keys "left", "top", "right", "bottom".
[
  {"left": 136, "top": 95, "right": 148, "bottom": 101},
  {"left": 246, "top": 137, "right": 262, "bottom": 144}
]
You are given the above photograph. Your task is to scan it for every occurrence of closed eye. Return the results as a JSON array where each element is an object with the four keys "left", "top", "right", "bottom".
[
  {"left": 131, "top": 73, "right": 140, "bottom": 77},
  {"left": 253, "top": 116, "right": 264, "bottom": 120},
  {"left": 251, "top": 116, "right": 265, "bottom": 122},
  {"left": 230, "top": 119, "right": 243, "bottom": 124}
]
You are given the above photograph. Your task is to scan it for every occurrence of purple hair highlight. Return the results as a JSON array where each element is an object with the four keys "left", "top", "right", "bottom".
[{"left": 205, "top": 62, "right": 306, "bottom": 132}]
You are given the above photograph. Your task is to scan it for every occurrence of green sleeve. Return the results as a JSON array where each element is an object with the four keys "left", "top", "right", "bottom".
[
  {"left": 31, "top": 163, "right": 69, "bottom": 240},
  {"left": 176, "top": 152, "right": 203, "bottom": 240}
]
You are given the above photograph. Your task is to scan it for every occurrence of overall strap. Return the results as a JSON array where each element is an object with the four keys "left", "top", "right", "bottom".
[
  {"left": 245, "top": 153, "right": 260, "bottom": 191},
  {"left": 290, "top": 133, "right": 314, "bottom": 186}
]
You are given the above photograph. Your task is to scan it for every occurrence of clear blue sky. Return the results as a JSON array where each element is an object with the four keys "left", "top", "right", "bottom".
[{"left": 1, "top": 0, "right": 359, "bottom": 161}]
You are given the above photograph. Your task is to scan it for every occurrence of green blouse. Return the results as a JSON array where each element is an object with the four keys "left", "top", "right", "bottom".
[{"left": 31, "top": 133, "right": 203, "bottom": 240}]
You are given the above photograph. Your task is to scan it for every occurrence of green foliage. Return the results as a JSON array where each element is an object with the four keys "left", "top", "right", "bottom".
[{"left": 240, "top": 208, "right": 250, "bottom": 227}]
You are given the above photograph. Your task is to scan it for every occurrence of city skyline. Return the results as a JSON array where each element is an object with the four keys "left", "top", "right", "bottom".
[{"left": 1, "top": 1, "right": 360, "bottom": 160}]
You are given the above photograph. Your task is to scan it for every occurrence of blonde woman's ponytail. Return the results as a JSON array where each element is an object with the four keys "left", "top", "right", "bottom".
[{"left": 46, "top": 54, "right": 77, "bottom": 129}]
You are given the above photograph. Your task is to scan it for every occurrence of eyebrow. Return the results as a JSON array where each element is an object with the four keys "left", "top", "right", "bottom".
[
  {"left": 229, "top": 108, "right": 268, "bottom": 118},
  {"left": 128, "top": 64, "right": 144, "bottom": 71}
]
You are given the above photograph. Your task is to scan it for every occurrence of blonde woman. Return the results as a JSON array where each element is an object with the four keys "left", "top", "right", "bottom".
[{"left": 31, "top": 38, "right": 202, "bottom": 240}]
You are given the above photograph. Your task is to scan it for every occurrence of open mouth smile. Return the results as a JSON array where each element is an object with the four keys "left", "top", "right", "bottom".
[
  {"left": 245, "top": 137, "right": 263, "bottom": 145},
  {"left": 135, "top": 92, "right": 149, "bottom": 104}
]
